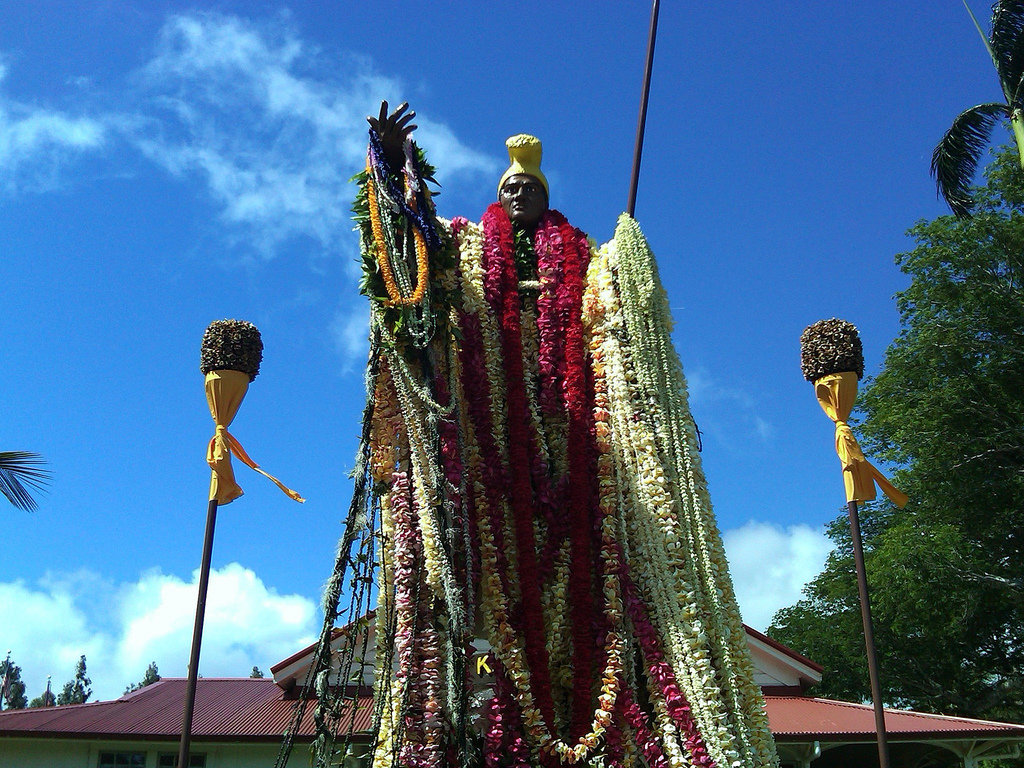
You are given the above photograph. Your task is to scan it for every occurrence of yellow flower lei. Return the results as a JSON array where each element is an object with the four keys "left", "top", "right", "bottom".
[
  {"left": 372, "top": 486, "right": 400, "bottom": 768},
  {"left": 366, "top": 159, "right": 431, "bottom": 308}
]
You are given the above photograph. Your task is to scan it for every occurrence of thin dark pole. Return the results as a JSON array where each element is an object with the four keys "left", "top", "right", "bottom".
[
  {"left": 627, "top": 0, "right": 661, "bottom": 218},
  {"left": 1, "top": 650, "right": 10, "bottom": 711},
  {"left": 178, "top": 498, "right": 219, "bottom": 768},
  {"left": 847, "top": 499, "right": 891, "bottom": 768}
]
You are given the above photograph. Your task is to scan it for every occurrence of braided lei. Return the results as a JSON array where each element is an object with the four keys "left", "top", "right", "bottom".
[{"left": 288, "top": 135, "right": 779, "bottom": 768}]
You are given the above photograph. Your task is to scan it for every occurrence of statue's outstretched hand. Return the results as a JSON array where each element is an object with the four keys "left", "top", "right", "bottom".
[{"left": 367, "top": 100, "right": 417, "bottom": 172}]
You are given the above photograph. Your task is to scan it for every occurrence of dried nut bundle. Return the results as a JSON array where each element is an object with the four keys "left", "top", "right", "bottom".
[
  {"left": 200, "top": 319, "right": 263, "bottom": 381},
  {"left": 800, "top": 318, "right": 864, "bottom": 381}
]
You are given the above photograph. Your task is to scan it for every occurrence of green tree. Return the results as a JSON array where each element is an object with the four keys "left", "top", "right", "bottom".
[
  {"left": 250, "top": 666, "right": 264, "bottom": 678},
  {"left": 124, "top": 661, "right": 160, "bottom": 694},
  {"left": 0, "top": 451, "right": 50, "bottom": 511},
  {"left": 56, "top": 655, "right": 92, "bottom": 706},
  {"left": 0, "top": 656, "right": 28, "bottom": 710},
  {"left": 769, "top": 146, "right": 1024, "bottom": 723},
  {"left": 933, "top": 1, "right": 1024, "bottom": 217}
]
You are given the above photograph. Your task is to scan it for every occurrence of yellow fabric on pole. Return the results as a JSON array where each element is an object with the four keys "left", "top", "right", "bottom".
[
  {"left": 814, "top": 371, "right": 908, "bottom": 508},
  {"left": 205, "top": 370, "right": 305, "bottom": 505}
]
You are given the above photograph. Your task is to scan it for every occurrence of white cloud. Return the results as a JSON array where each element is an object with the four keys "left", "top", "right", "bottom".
[
  {"left": 0, "top": 63, "right": 107, "bottom": 194},
  {"left": 0, "top": 12, "right": 499, "bottom": 258},
  {"left": 0, "top": 564, "right": 318, "bottom": 702},
  {"left": 132, "top": 12, "right": 497, "bottom": 258},
  {"left": 722, "top": 520, "right": 833, "bottom": 631},
  {"left": 0, "top": 13, "right": 500, "bottom": 370}
]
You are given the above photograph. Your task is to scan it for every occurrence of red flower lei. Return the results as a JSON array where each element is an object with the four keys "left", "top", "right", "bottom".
[
  {"left": 541, "top": 214, "right": 599, "bottom": 738},
  {"left": 618, "top": 554, "right": 716, "bottom": 767},
  {"left": 458, "top": 204, "right": 604, "bottom": 740},
  {"left": 479, "top": 203, "right": 558, "bottom": 731}
]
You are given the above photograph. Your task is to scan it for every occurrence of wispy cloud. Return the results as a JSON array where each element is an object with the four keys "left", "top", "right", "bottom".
[
  {"left": 132, "top": 12, "right": 497, "bottom": 258},
  {"left": 330, "top": 302, "right": 370, "bottom": 374},
  {"left": 686, "top": 367, "right": 774, "bottom": 445},
  {"left": 0, "top": 11, "right": 500, "bottom": 369},
  {"left": 0, "top": 11, "right": 498, "bottom": 261},
  {"left": 722, "top": 520, "right": 833, "bottom": 631},
  {"left": 0, "top": 564, "right": 318, "bottom": 702},
  {"left": 0, "top": 62, "right": 107, "bottom": 194}
]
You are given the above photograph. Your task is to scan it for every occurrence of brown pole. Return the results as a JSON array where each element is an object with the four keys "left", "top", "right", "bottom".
[
  {"left": 178, "top": 498, "right": 219, "bottom": 768},
  {"left": 627, "top": 0, "right": 660, "bottom": 218},
  {"left": 847, "top": 499, "right": 891, "bottom": 768}
]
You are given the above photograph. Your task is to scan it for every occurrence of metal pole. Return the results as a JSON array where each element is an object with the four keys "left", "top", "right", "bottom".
[
  {"left": 627, "top": 0, "right": 661, "bottom": 218},
  {"left": 178, "top": 498, "right": 219, "bottom": 768},
  {"left": 1, "top": 650, "right": 10, "bottom": 711},
  {"left": 847, "top": 499, "right": 891, "bottom": 768}
]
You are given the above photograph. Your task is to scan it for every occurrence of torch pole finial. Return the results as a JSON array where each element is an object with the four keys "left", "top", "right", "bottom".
[{"left": 800, "top": 317, "right": 864, "bottom": 382}]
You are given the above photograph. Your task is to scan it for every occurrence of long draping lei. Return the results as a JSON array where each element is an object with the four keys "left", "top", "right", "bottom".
[{"left": 290, "top": 141, "right": 778, "bottom": 768}]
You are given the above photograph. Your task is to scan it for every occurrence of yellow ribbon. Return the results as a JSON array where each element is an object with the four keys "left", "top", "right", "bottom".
[
  {"left": 205, "top": 370, "right": 305, "bottom": 505},
  {"left": 814, "top": 372, "right": 907, "bottom": 508}
]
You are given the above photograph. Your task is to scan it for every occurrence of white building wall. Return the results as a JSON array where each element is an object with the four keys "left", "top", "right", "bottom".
[
  {"left": 1, "top": 738, "right": 92, "bottom": 768},
  {"left": 0, "top": 738, "right": 284, "bottom": 768}
]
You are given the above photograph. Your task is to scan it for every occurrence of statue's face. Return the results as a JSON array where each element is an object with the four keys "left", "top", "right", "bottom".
[{"left": 500, "top": 174, "right": 548, "bottom": 229}]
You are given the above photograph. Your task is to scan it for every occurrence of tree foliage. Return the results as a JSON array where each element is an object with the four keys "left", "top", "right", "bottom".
[
  {"left": 0, "top": 656, "right": 28, "bottom": 710},
  {"left": 56, "top": 655, "right": 92, "bottom": 706},
  {"left": 769, "top": 146, "right": 1024, "bottom": 723},
  {"left": 250, "top": 666, "right": 264, "bottom": 679},
  {"left": 124, "top": 661, "right": 160, "bottom": 694},
  {"left": 0, "top": 451, "right": 50, "bottom": 512}
]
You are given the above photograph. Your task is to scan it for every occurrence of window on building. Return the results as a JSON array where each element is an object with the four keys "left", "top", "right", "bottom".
[
  {"left": 157, "top": 754, "right": 206, "bottom": 767},
  {"left": 98, "top": 753, "right": 146, "bottom": 768}
]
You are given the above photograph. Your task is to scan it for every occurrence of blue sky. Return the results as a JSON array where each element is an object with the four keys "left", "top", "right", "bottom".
[{"left": 0, "top": 1, "right": 1002, "bottom": 702}]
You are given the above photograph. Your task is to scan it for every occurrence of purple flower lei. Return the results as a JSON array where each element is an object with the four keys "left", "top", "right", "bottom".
[{"left": 367, "top": 128, "right": 442, "bottom": 252}]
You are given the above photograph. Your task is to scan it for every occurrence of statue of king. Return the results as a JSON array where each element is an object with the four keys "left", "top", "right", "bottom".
[{"left": 298, "top": 101, "right": 779, "bottom": 768}]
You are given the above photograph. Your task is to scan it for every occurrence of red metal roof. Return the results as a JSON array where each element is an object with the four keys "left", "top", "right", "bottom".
[
  {"left": 0, "top": 678, "right": 372, "bottom": 742},
  {"left": 766, "top": 695, "right": 1024, "bottom": 741},
  {"left": 5, "top": 680, "right": 1023, "bottom": 746}
]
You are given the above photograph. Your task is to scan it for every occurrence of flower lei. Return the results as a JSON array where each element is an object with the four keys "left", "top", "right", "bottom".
[
  {"left": 295, "top": 149, "right": 781, "bottom": 768},
  {"left": 366, "top": 157, "right": 431, "bottom": 308},
  {"left": 586, "top": 217, "right": 779, "bottom": 768},
  {"left": 456, "top": 206, "right": 631, "bottom": 765}
]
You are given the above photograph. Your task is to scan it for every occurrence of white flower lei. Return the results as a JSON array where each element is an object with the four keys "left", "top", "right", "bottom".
[{"left": 593, "top": 215, "right": 779, "bottom": 768}]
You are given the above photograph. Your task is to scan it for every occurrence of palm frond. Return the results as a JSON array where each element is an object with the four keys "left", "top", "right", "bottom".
[
  {"left": 932, "top": 102, "right": 1009, "bottom": 217},
  {"left": 0, "top": 451, "right": 52, "bottom": 512},
  {"left": 990, "top": 0, "right": 1024, "bottom": 99},
  {"left": 964, "top": 0, "right": 1003, "bottom": 81}
]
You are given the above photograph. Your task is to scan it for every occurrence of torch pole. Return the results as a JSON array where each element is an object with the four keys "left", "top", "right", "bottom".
[
  {"left": 627, "top": 0, "right": 660, "bottom": 218},
  {"left": 846, "top": 499, "right": 890, "bottom": 768},
  {"left": 178, "top": 498, "right": 219, "bottom": 768}
]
